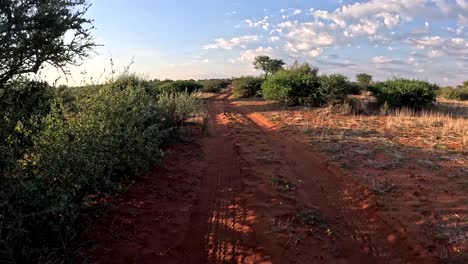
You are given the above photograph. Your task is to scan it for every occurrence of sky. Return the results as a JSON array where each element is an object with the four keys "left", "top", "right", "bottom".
[{"left": 42, "top": 0, "right": 468, "bottom": 86}]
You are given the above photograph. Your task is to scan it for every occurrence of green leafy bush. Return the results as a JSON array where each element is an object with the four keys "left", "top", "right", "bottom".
[
  {"left": 319, "top": 74, "right": 352, "bottom": 104},
  {"left": 157, "top": 80, "right": 202, "bottom": 94},
  {"left": 439, "top": 86, "right": 468, "bottom": 101},
  {"left": 262, "top": 70, "right": 322, "bottom": 105},
  {"left": 198, "top": 79, "right": 231, "bottom": 93},
  {"left": 348, "top": 82, "right": 364, "bottom": 95},
  {"left": 370, "top": 79, "right": 439, "bottom": 108},
  {"left": 156, "top": 92, "right": 197, "bottom": 131},
  {"left": 0, "top": 79, "right": 196, "bottom": 262},
  {"left": 0, "top": 80, "right": 53, "bottom": 171},
  {"left": 232, "top": 77, "right": 264, "bottom": 98}
]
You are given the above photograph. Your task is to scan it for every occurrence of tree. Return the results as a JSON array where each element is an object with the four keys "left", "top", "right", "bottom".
[
  {"left": 289, "top": 60, "right": 319, "bottom": 76},
  {"left": 356, "top": 73, "right": 372, "bottom": 87},
  {"left": 0, "top": 0, "right": 96, "bottom": 87},
  {"left": 253, "top": 56, "right": 285, "bottom": 79}
]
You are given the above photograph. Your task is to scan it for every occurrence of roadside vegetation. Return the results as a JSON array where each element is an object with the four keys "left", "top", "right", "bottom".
[
  {"left": 0, "top": 1, "right": 228, "bottom": 262},
  {"left": 229, "top": 55, "right": 468, "bottom": 261}
]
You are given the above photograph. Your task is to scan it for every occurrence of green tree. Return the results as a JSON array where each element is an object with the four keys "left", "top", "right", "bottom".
[
  {"left": 253, "top": 56, "right": 285, "bottom": 79},
  {"left": 356, "top": 73, "right": 373, "bottom": 87},
  {"left": 0, "top": 0, "right": 96, "bottom": 87}
]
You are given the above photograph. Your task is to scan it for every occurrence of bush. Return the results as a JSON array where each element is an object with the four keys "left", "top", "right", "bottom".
[
  {"left": 0, "top": 79, "right": 196, "bottom": 262},
  {"left": 348, "top": 82, "right": 364, "bottom": 95},
  {"left": 156, "top": 92, "right": 197, "bottom": 131},
  {"left": 262, "top": 70, "right": 322, "bottom": 105},
  {"left": 370, "top": 78, "right": 439, "bottom": 108},
  {"left": 198, "top": 79, "right": 231, "bottom": 93},
  {"left": 232, "top": 77, "right": 263, "bottom": 98},
  {"left": 0, "top": 80, "right": 53, "bottom": 171},
  {"left": 157, "top": 80, "right": 202, "bottom": 94},
  {"left": 319, "top": 74, "right": 352, "bottom": 104},
  {"left": 440, "top": 86, "right": 468, "bottom": 101}
]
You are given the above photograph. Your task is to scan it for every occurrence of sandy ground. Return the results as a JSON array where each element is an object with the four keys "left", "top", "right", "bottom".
[{"left": 88, "top": 91, "right": 467, "bottom": 263}]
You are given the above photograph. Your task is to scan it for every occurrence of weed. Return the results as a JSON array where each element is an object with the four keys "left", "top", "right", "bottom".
[
  {"left": 366, "top": 160, "right": 398, "bottom": 170},
  {"left": 373, "top": 179, "right": 399, "bottom": 195},
  {"left": 271, "top": 177, "right": 297, "bottom": 192},
  {"left": 416, "top": 159, "right": 440, "bottom": 170},
  {"left": 268, "top": 217, "right": 295, "bottom": 233},
  {"left": 298, "top": 208, "right": 328, "bottom": 227},
  {"left": 432, "top": 219, "right": 468, "bottom": 245}
]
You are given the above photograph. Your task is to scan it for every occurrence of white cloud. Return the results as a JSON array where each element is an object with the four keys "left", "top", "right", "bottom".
[
  {"left": 280, "top": 8, "right": 303, "bottom": 19},
  {"left": 376, "top": 12, "right": 401, "bottom": 29},
  {"left": 239, "top": 46, "right": 276, "bottom": 63},
  {"left": 270, "top": 36, "right": 280, "bottom": 42},
  {"left": 372, "top": 56, "right": 393, "bottom": 63},
  {"left": 244, "top": 16, "right": 270, "bottom": 30},
  {"left": 204, "top": 35, "right": 260, "bottom": 50},
  {"left": 308, "top": 48, "right": 323, "bottom": 57}
]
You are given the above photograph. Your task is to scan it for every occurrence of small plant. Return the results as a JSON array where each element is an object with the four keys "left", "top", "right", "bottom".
[
  {"left": 372, "top": 179, "right": 399, "bottom": 195},
  {"left": 416, "top": 159, "right": 440, "bottom": 170},
  {"left": 271, "top": 177, "right": 297, "bottom": 192},
  {"left": 298, "top": 208, "right": 328, "bottom": 227}
]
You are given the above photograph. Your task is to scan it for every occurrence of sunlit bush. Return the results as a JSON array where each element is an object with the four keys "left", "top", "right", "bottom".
[
  {"left": 262, "top": 70, "right": 322, "bottom": 106},
  {"left": 370, "top": 78, "right": 439, "bottom": 108}
]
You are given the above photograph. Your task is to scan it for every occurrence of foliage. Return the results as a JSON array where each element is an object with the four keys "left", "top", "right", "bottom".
[
  {"left": 0, "top": 80, "right": 53, "bottom": 171},
  {"left": 319, "top": 74, "right": 352, "bottom": 104},
  {"left": 156, "top": 92, "right": 197, "bottom": 131},
  {"left": 232, "top": 77, "right": 264, "bottom": 98},
  {"left": 197, "top": 79, "right": 231, "bottom": 93},
  {"left": 253, "top": 56, "right": 285, "bottom": 79},
  {"left": 157, "top": 80, "right": 203, "bottom": 94},
  {"left": 0, "top": 79, "right": 196, "bottom": 262},
  {"left": 261, "top": 69, "right": 322, "bottom": 106},
  {"left": 356, "top": 73, "right": 373, "bottom": 87},
  {"left": 370, "top": 78, "right": 439, "bottom": 108},
  {"left": 439, "top": 83, "right": 468, "bottom": 101},
  {"left": 348, "top": 82, "right": 363, "bottom": 95},
  {"left": 288, "top": 61, "right": 319, "bottom": 76},
  {"left": 0, "top": 0, "right": 96, "bottom": 87}
]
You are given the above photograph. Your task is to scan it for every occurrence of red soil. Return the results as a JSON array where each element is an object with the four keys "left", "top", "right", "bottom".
[{"left": 89, "top": 91, "right": 440, "bottom": 263}]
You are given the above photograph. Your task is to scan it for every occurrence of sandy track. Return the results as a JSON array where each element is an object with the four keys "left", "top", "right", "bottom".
[{"left": 90, "top": 91, "right": 439, "bottom": 263}]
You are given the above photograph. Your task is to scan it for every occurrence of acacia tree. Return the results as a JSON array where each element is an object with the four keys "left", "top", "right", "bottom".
[
  {"left": 356, "top": 73, "right": 373, "bottom": 87},
  {"left": 253, "top": 56, "right": 285, "bottom": 79},
  {"left": 0, "top": 0, "right": 96, "bottom": 87}
]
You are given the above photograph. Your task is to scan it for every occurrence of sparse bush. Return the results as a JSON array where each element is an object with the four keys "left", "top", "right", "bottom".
[
  {"left": 232, "top": 76, "right": 264, "bottom": 98},
  {"left": 262, "top": 70, "right": 322, "bottom": 106},
  {"left": 319, "top": 74, "right": 352, "bottom": 104},
  {"left": 158, "top": 80, "right": 203, "bottom": 94},
  {"left": 370, "top": 78, "right": 439, "bottom": 109},
  {"left": 440, "top": 86, "right": 468, "bottom": 101},
  {"left": 156, "top": 92, "right": 197, "bottom": 131},
  {"left": 198, "top": 79, "right": 231, "bottom": 93}
]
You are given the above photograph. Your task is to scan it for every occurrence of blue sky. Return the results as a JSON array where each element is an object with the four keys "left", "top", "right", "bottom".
[{"left": 43, "top": 0, "right": 468, "bottom": 86}]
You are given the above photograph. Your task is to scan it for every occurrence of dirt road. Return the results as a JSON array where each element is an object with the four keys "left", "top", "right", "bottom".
[{"left": 90, "top": 91, "right": 439, "bottom": 263}]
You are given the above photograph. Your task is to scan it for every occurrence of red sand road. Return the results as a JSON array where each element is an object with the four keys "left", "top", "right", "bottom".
[{"left": 90, "top": 91, "right": 440, "bottom": 263}]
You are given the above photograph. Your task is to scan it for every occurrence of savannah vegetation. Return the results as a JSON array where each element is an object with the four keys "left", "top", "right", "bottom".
[
  {"left": 0, "top": 1, "right": 230, "bottom": 262},
  {"left": 1, "top": 0, "right": 467, "bottom": 262}
]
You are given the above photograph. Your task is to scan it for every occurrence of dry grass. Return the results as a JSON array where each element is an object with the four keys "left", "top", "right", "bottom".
[{"left": 387, "top": 108, "right": 468, "bottom": 149}]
